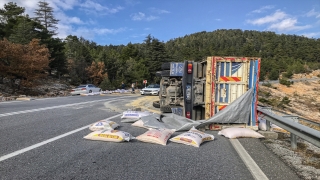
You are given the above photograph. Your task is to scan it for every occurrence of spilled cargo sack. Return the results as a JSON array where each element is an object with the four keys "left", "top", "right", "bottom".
[
  {"left": 170, "top": 127, "right": 214, "bottom": 147},
  {"left": 136, "top": 128, "right": 175, "bottom": 146},
  {"left": 89, "top": 120, "right": 119, "bottom": 131},
  {"left": 258, "top": 118, "right": 288, "bottom": 133},
  {"left": 258, "top": 117, "right": 267, "bottom": 131},
  {"left": 121, "top": 118, "right": 140, "bottom": 123},
  {"left": 121, "top": 111, "right": 152, "bottom": 119},
  {"left": 132, "top": 120, "right": 148, "bottom": 129},
  {"left": 84, "top": 129, "right": 134, "bottom": 142},
  {"left": 218, "top": 128, "right": 264, "bottom": 139}
]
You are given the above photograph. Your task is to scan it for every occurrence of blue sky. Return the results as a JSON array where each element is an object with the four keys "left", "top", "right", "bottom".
[{"left": 1, "top": 0, "right": 320, "bottom": 45}]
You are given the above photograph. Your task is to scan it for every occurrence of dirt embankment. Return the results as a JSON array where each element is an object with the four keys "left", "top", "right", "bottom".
[{"left": 259, "top": 77, "right": 320, "bottom": 123}]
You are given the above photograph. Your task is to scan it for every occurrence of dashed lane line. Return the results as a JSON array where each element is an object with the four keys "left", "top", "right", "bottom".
[
  {"left": 0, "top": 97, "right": 133, "bottom": 118},
  {"left": 0, "top": 114, "right": 122, "bottom": 162}
]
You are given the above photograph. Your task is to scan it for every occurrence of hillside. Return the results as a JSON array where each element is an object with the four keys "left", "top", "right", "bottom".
[{"left": 259, "top": 70, "right": 320, "bottom": 123}]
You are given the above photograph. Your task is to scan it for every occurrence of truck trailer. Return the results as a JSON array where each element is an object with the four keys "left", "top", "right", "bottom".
[{"left": 158, "top": 56, "right": 261, "bottom": 127}]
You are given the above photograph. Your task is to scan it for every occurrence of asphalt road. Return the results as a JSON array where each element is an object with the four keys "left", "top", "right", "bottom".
[{"left": 0, "top": 95, "right": 301, "bottom": 180}]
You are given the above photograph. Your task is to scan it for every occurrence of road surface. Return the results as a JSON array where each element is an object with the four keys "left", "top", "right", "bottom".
[{"left": 0, "top": 95, "right": 301, "bottom": 180}]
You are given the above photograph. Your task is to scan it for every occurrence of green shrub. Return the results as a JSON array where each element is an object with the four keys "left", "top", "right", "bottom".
[
  {"left": 99, "top": 78, "right": 114, "bottom": 90},
  {"left": 262, "top": 82, "right": 272, "bottom": 87},
  {"left": 258, "top": 98, "right": 270, "bottom": 104},
  {"left": 283, "top": 71, "right": 293, "bottom": 79},
  {"left": 279, "top": 78, "right": 291, "bottom": 87},
  {"left": 281, "top": 96, "right": 290, "bottom": 104}
]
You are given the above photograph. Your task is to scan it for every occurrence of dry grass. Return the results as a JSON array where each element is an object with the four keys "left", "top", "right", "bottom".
[{"left": 295, "top": 142, "right": 320, "bottom": 169}]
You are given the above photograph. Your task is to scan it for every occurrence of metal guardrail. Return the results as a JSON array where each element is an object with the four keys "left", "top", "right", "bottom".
[
  {"left": 257, "top": 106, "right": 320, "bottom": 149},
  {"left": 270, "top": 108, "right": 320, "bottom": 127}
]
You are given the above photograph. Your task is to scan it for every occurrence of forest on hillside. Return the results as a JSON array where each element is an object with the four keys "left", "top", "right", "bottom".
[{"left": 1, "top": 2, "right": 320, "bottom": 94}]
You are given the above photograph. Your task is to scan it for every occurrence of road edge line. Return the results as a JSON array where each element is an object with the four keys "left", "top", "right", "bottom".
[{"left": 230, "top": 139, "right": 269, "bottom": 180}]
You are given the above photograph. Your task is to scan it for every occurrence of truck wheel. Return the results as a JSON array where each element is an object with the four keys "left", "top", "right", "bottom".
[
  {"left": 160, "top": 105, "right": 172, "bottom": 113},
  {"left": 161, "top": 70, "right": 170, "bottom": 77},
  {"left": 161, "top": 63, "right": 171, "bottom": 70},
  {"left": 153, "top": 101, "right": 160, "bottom": 108}
]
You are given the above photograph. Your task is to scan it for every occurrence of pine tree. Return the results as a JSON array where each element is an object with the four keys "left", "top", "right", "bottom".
[
  {"left": 34, "top": 1, "right": 58, "bottom": 35},
  {"left": 9, "top": 15, "right": 38, "bottom": 44},
  {"left": 0, "top": 2, "right": 25, "bottom": 38}
]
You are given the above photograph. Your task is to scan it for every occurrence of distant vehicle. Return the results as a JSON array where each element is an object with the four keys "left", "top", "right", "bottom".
[
  {"left": 71, "top": 84, "right": 101, "bottom": 95},
  {"left": 140, "top": 84, "right": 160, "bottom": 95}
]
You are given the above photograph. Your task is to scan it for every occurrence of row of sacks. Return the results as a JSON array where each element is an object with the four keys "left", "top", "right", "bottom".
[
  {"left": 83, "top": 110, "right": 265, "bottom": 147},
  {"left": 121, "top": 110, "right": 265, "bottom": 139},
  {"left": 131, "top": 118, "right": 265, "bottom": 139},
  {"left": 83, "top": 119, "right": 215, "bottom": 147}
]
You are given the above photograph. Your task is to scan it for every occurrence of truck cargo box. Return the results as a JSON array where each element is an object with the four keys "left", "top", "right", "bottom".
[{"left": 159, "top": 56, "right": 260, "bottom": 127}]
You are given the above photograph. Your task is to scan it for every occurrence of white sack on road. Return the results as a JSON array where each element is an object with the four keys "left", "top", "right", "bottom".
[
  {"left": 132, "top": 120, "right": 149, "bottom": 129},
  {"left": 84, "top": 130, "right": 134, "bottom": 142},
  {"left": 136, "top": 128, "right": 175, "bottom": 146},
  {"left": 258, "top": 117, "right": 288, "bottom": 133},
  {"left": 218, "top": 127, "right": 264, "bottom": 139},
  {"left": 121, "top": 110, "right": 152, "bottom": 119},
  {"left": 89, "top": 120, "right": 119, "bottom": 131},
  {"left": 121, "top": 118, "right": 140, "bottom": 123},
  {"left": 170, "top": 126, "right": 214, "bottom": 147}
]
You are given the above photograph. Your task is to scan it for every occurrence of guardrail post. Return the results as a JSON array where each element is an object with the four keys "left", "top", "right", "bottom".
[
  {"left": 266, "top": 120, "right": 271, "bottom": 131},
  {"left": 261, "top": 107, "right": 272, "bottom": 131},
  {"left": 290, "top": 133, "right": 297, "bottom": 150}
]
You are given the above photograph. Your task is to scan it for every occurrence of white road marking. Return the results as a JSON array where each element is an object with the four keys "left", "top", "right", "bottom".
[
  {"left": 0, "top": 101, "right": 20, "bottom": 104},
  {"left": 0, "top": 97, "right": 132, "bottom": 118},
  {"left": 35, "top": 97, "right": 70, "bottom": 100},
  {"left": 0, "top": 114, "right": 122, "bottom": 162},
  {"left": 230, "top": 139, "right": 269, "bottom": 180}
]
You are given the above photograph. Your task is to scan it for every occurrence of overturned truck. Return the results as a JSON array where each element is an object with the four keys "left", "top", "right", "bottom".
[{"left": 157, "top": 56, "right": 261, "bottom": 127}]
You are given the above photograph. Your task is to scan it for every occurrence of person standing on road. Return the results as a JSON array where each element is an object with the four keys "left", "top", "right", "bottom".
[
  {"left": 131, "top": 83, "right": 135, "bottom": 93},
  {"left": 121, "top": 82, "right": 125, "bottom": 90}
]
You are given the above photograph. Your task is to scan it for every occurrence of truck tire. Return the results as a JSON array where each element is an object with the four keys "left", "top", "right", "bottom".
[
  {"left": 160, "top": 105, "right": 172, "bottom": 113},
  {"left": 161, "top": 70, "right": 170, "bottom": 77},
  {"left": 153, "top": 101, "right": 160, "bottom": 108},
  {"left": 161, "top": 63, "right": 171, "bottom": 70}
]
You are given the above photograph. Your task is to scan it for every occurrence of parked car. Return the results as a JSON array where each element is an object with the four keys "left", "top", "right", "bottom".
[
  {"left": 140, "top": 84, "right": 160, "bottom": 95},
  {"left": 71, "top": 84, "right": 101, "bottom": 95}
]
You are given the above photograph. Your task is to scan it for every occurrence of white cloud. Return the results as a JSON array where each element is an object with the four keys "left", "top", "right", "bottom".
[
  {"left": 56, "top": 23, "right": 74, "bottom": 39},
  {"left": 94, "top": 27, "right": 126, "bottom": 35},
  {"left": 247, "top": 10, "right": 287, "bottom": 25},
  {"left": 131, "top": 12, "right": 158, "bottom": 21},
  {"left": 80, "top": 0, "right": 123, "bottom": 14},
  {"left": 56, "top": 12, "right": 84, "bottom": 25},
  {"left": 215, "top": 18, "right": 221, "bottom": 21},
  {"left": 251, "top": 5, "right": 274, "bottom": 14},
  {"left": 65, "top": 27, "right": 126, "bottom": 40},
  {"left": 125, "top": 0, "right": 140, "bottom": 6},
  {"left": 301, "top": 32, "right": 320, "bottom": 38},
  {"left": 149, "top": 8, "right": 170, "bottom": 14},
  {"left": 247, "top": 9, "right": 314, "bottom": 33},
  {"left": 306, "top": 9, "right": 320, "bottom": 18},
  {"left": 268, "top": 18, "right": 311, "bottom": 31}
]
